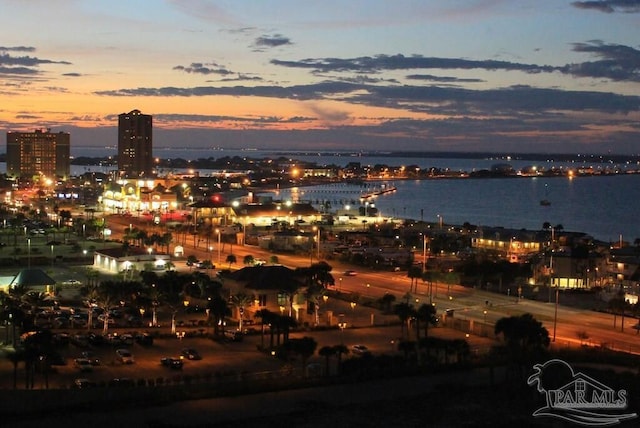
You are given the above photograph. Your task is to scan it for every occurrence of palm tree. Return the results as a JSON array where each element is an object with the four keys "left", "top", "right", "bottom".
[
  {"left": 318, "top": 345, "right": 336, "bottom": 377},
  {"left": 207, "top": 293, "right": 231, "bottom": 336},
  {"left": 393, "top": 302, "right": 414, "bottom": 340},
  {"left": 254, "top": 308, "right": 275, "bottom": 349},
  {"left": 230, "top": 293, "right": 253, "bottom": 332},
  {"left": 226, "top": 254, "right": 237, "bottom": 269},
  {"left": 494, "top": 313, "right": 550, "bottom": 380},
  {"left": 243, "top": 254, "right": 255, "bottom": 266},
  {"left": 332, "top": 344, "right": 349, "bottom": 374},
  {"left": 407, "top": 266, "right": 422, "bottom": 293}
]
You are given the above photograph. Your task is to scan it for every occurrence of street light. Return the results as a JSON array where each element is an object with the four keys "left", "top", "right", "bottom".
[
  {"left": 27, "top": 238, "right": 31, "bottom": 268},
  {"left": 483, "top": 310, "right": 487, "bottom": 323},
  {"left": 338, "top": 321, "right": 347, "bottom": 344},
  {"left": 216, "top": 229, "right": 221, "bottom": 265}
]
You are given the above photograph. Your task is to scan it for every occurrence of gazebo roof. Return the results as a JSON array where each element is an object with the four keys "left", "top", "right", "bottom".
[{"left": 9, "top": 269, "right": 56, "bottom": 287}]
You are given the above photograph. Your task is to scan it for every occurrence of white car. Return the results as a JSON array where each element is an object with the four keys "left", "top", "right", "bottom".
[
  {"left": 62, "top": 279, "right": 82, "bottom": 286},
  {"left": 352, "top": 344, "right": 371, "bottom": 355},
  {"left": 115, "top": 349, "right": 134, "bottom": 364}
]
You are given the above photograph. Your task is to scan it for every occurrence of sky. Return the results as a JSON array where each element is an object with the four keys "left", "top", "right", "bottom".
[{"left": 1, "top": 0, "right": 640, "bottom": 155}]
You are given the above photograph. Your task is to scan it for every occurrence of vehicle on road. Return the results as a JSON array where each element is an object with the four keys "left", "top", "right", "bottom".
[
  {"left": 62, "top": 279, "right": 82, "bottom": 286},
  {"left": 74, "top": 358, "right": 93, "bottom": 372},
  {"left": 352, "top": 344, "right": 371, "bottom": 355},
  {"left": 160, "top": 357, "right": 183, "bottom": 370},
  {"left": 80, "top": 351, "right": 100, "bottom": 365},
  {"left": 344, "top": 270, "right": 357, "bottom": 276},
  {"left": 181, "top": 348, "right": 202, "bottom": 360},
  {"left": 115, "top": 348, "right": 134, "bottom": 364},
  {"left": 74, "top": 378, "right": 97, "bottom": 389}
]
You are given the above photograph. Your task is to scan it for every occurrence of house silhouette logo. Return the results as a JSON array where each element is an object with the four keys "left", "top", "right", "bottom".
[{"left": 528, "top": 359, "right": 637, "bottom": 426}]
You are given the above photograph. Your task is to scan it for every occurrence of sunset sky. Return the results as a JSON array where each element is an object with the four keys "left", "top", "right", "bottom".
[{"left": 2, "top": 0, "right": 640, "bottom": 155}]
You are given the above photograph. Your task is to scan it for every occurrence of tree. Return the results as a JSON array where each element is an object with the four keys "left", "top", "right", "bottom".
[
  {"left": 318, "top": 345, "right": 336, "bottom": 377},
  {"left": 407, "top": 266, "right": 422, "bottom": 293},
  {"left": 243, "top": 254, "right": 255, "bottom": 266},
  {"left": 255, "top": 308, "right": 275, "bottom": 349},
  {"left": 332, "top": 344, "right": 349, "bottom": 374},
  {"left": 282, "top": 336, "right": 317, "bottom": 375},
  {"left": 230, "top": 293, "right": 253, "bottom": 332},
  {"left": 378, "top": 293, "right": 396, "bottom": 314},
  {"left": 207, "top": 294, "right": 231, "bottom": 336},
  {"left": 269, "top": 255, "right": 279, "bottom": 265},
  {"left": 226, "top": 254, "right": 237, "bottom": 269},
  {"left": 393, "top": 302, "right": 414, "bottom": 340},
  {"left": 494, "top": 313, "right": 550, "bottom": 371}
]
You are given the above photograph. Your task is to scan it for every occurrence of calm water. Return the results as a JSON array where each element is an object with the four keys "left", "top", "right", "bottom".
[
  {"left": 260, "top": 175, "right": 640, "bottom": 244},
  {"left": 13, "top": 147, "right": 640, "bottom": 243}
]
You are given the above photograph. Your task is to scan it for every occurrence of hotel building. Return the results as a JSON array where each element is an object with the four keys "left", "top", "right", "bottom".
[
  {"left": 118, "top": 109, "right": 153, "bottom": 178},
  {"left": 6, "top": 129, "right": 70, "bottom": 180}
]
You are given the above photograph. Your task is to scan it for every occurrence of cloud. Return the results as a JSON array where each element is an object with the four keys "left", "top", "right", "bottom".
[
  {"left": 62, "top": 72, "right": 82, "bottom": 77},
  {"left": 254, "top": 34, "right": 292, "bottom": 48},
  {"left": 406, "top": 74, "right": 484, "bottom": 83},
  {"left": 0, "top": 46, "right": 36, "bottom": 52},
  {"left": 567, "top": 41, "right": 640, "bottom": 81},
  {"left": 153, "top": 113, "right": 314, "bottom": 125},
  {"left": 572, "top": 0, "right": 640, "bottom": 13},
  {"left": 173, "top": 62, "right": 233, "bottom": 75},
  {"left": 271, "top": 54, "right": 557, "bottom": 74}
]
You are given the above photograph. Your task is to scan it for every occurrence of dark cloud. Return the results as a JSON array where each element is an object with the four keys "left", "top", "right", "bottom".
[
  {"left": 406, "top": 74, "right": 484, "bottom": 83},
  {"left": 254, "top": 34, "right": 292, "bottom": 48},
  {"left": 0, "top": 46, "right": 36, "bottom": 52},
  {"left": 218, "top": 74, "right": 264, "bottom": 82},
  {"left": 271, "top": 54, "right": 557, "bottom": 74},
  {"left": 94, "top": 80, "right": 640, "bottom": 117},
  {"left": 94, "top": 81, "right": 363, "bottom": 100},
  {"left": 62, "top": 72, "right": 82, "bottom": 77},
  {"left": 567, "top": 41, "right": 640, "bottom": 81},
  {"left": 173, "top": 62, "right": 233, "bottom": 75},
  {"left": 0, "top": 66, "right": 38, "bottom": 75},
  {"left": 572, "top": 0, "right": 640, "bottom": 13},
  {"left": 153, "top": 113, "right": 314, "bottom": 124},
  {"left": 0, "top": 51, "right": 71, "bottom": 77}
]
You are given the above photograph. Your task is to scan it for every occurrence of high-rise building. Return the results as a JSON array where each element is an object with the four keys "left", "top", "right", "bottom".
[
  {"left": 6, "top": 129, "right": 70, "bottom": 180},
  {"left": 118, "top": 109, "right": 153, "bottom": 177}
]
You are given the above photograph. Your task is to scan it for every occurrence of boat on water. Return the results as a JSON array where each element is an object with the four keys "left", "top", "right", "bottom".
[{"left": 540, "top": 199, "right": 551, "bottom": 206}]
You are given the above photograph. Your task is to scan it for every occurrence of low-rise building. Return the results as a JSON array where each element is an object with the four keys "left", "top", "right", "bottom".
[{"left": 93, "top": 247, "right": 171, "bottom": 275}]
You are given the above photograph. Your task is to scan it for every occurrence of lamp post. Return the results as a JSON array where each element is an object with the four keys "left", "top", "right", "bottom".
[
  {"left": 422, "top": 233, "right": 427, "bottom": 272},
  {"left": 216, "top": 229, "right": 221, "bottom": 266},
  {"left": 27, "top": 238, "right": 31, "bottom": 268},
  {"left": 316, "top": 227, "right": 320, "bottom": 261},
  {"left": 338, "top": 321, "right": 347, "bottom": 345}
]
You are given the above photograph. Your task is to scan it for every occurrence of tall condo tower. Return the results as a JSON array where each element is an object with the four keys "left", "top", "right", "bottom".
[
  {"left": 118, "top": 109, "right": 153, "bottom": 177},
  {"left": 6, "top": 128, "right": 70, "bottom": 180}
]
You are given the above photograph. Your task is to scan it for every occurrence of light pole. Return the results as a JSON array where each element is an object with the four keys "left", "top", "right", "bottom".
[
  {"left": 338, "top": 321, "right": 347, "bottom": 345},
  {"left": 553, "top": 285, "right": 559, "bottom": 342},
  {"left": 422, "top": 233, "right": 427, "bottom": 272},
  {"left": 216, "top": 229, "right": 221, "bottom": 266},
  {"left": 27, "top": 238, "right": 31, "bottom": 268},
  {"left": 316, "top": 227, "right": 320, "bottom": 261}
]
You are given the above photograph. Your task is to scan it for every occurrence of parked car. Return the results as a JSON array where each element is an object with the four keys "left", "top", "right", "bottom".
[
  {"left": 352, "top": 344, "right": 371, "bottom": 355},
  {"left": 115, "top": 348, "right": 134, "bottom": 364},
  {"left": 74, "top": 358, "right": 93, "bottom": 372},
  {"left": 74, "top": 378, "right": 97, "bottom": 389},
  {"left": 223, "top": 330, "right": 244, "bottom": 342},
  {"left": 135, "top": 332, "right": 154, "bottom": 346},
  {"left": 160, "top": 357, "right": 183, "bottom": 370},
  {"left": 180, "top": 348, "right": 202, "bottom": 360},
  {"left": 80, "top": 351, "right": 100, "bottom": 365}
]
